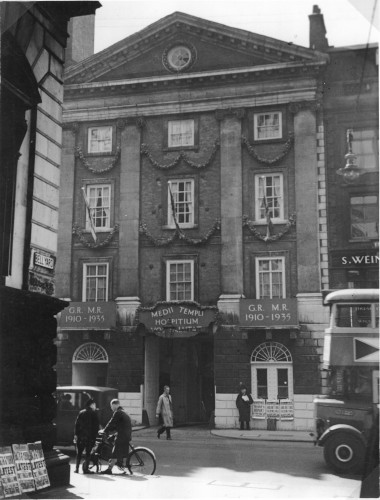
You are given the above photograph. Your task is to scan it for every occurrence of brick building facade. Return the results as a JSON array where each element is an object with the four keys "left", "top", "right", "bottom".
[{"left": 55, "top": 8, "right": 377, "bottom": 431}]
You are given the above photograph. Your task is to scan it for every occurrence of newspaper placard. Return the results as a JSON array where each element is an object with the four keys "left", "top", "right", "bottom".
[
  {"left": 279, "top": 400, "right": 294, "bottom": 421},
  {"left": 28, "top": 442, "right": 50, "bottom": 490},
  {"left": 12, "top": 444, "right": 35, "bottom": 493},
  {"left": 252, "top": 399, "right": 266, "bottom": 419},
  {"left": 266, "top": 401, "right": 280, "bottom": 419},
  {"left": 0, "top": 447, "right": 21, "bottom": 498}
]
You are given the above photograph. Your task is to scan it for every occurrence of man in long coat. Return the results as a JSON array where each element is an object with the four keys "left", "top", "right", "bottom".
[
  {"left": 156, "top": 385, "right": 173, "bottom": 440},
  {"left": 236, "top": 385, "right": 253, "bottom": 430},
  {"left": 100, "top": 399, "right": 132, "bottom": 474},
  {"left": 74, "top": 398, "right": 99, "bottom": 473}
]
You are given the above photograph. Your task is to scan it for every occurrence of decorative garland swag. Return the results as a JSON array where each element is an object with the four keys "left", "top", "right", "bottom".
[
  {"left": 75, "top": 146, "right": 121, "bottom": 174},
  {"left": 75, "top": 133, "right": 293, "bottom": 173},
  {"left": 72, "top": 224, "right": 119, "bottom": 248},
  {"left": 140, "top": 140, "right": 220, "bottom": 170},
  {"left": 243, "top": 214, "right": 296, "bottom": 242},
  {"left": 139, "top": 219, "right": 221, "bottom": 246},
  {"left": 242, "top": 133, "right": 294, "bottom": 165},
  {"left": 72, "top": 217, "right": 295, "bottom": 249}
]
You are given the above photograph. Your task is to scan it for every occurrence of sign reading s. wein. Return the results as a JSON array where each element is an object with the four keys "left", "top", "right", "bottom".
[
  {"left": 138, "top": 302, "right": 218, "bottom": 337},
  {"left": 58, "top": 302, "right": 116, "bottom": 330}
]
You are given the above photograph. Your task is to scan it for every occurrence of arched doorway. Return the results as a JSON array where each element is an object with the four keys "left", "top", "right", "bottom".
[
  {"left": 250, "top": 342, "right": 294, "bottom": 425},
  {"left": 72, "top": 343, "right": 108, "bottom": 386}
]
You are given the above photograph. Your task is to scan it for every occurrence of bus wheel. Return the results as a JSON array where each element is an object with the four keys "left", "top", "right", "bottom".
[{"left": 323, "top": 433, "right": 365, "bottom": 474}]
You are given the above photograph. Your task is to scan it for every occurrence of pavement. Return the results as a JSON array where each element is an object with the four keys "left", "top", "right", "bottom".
[
  {"left": 210, "top": 428, "right": 315, "bottom": 442},
  {"left": 135, "top": 424, "right": 315, "bottom": 443}
]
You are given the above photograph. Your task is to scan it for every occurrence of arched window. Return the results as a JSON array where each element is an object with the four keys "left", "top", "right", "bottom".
[
  {"left": 251, "top": 342, "right": 292, "bottom": 363},
  {"left": 251, "top": 342, "right": 293, "bottom": 401},
  {"left": 72, "top": 343, "right": 109, "bottom": 386},
  {"left": 73, "top": 343, "right": 108, "bottom": 363}
]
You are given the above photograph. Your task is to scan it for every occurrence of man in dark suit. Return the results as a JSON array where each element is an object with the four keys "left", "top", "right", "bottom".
[
  {"left": 74, "top": 398, "right": 99, "bottom": 473},
  {"left": 100, "top": 399, "right": 132, "bottom": 475}
]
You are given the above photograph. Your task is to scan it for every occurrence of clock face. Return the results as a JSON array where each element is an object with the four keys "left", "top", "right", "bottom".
[
  {"left": 167, "top": 46, "right": 192, "bottom": 70},
  {"left": 163, "top": 43, "right": 196, "bottom": 72}
]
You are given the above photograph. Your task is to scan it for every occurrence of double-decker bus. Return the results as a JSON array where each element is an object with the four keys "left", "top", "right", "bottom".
[{"left": 314, "top": 289, "right": 379, "bottom": 474}]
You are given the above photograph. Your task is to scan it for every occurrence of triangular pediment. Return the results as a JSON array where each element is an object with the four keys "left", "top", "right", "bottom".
[{"left": 65, "top": 12, "right": 328, "bottom": 85}]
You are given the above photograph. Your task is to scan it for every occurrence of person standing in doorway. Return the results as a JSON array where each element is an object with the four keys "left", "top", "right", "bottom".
[
  {"left": 236, "top": 385, "right": 253, "bottom": 430},
  {"left": 156, "top": 385, "right": 173, "bottom": 440},
  {"left": 73, "top": 398, "right": 99, "bottom": 473},
  {"left": 99, "top": 399, "right": 132, "bottom": 475}
]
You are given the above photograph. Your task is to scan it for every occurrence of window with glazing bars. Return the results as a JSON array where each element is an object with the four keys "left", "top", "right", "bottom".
[
  {"left": 83, "top": 263, "right": 108, "bottom": 301},
  {"left": 254, "top": 112, "right": 282, "bottom": 140},
  {"left": 166, "top": 260, "right": 194, "bottom": 301},
  {"left": 168, "top": 180, "right": 194, "bottom": 227},
  {"left": 168, "top": 119, "right": 194, "bottom": 147},
  {"left": 86, "top": 185, "right": 110, "bottom": 229},
  {"left": 350, "top": 195, "right": 378, "bottom": 239},
  {"left": 256, "top": 257, "right": 285, "bottom": 299},
  {"left": 255, "top": 174, "right": 283, "bottom": 221},
  {"left": 88, "top": 126, "right": 112, "bottom": 153}
]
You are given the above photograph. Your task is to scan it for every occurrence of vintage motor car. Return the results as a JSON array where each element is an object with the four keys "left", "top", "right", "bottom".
[{"left": 54, "top": 386, "right": 118, "bottom": 445}]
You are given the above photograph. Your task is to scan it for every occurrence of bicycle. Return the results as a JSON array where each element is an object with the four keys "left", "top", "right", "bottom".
[{"left": 85, "top": 432, "right": 156, "bottom": 475}]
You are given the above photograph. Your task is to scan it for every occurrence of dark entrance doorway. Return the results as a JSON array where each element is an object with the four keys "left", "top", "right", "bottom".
[{"left": 158, "top": 335, "right": 214, "bottom": 424}]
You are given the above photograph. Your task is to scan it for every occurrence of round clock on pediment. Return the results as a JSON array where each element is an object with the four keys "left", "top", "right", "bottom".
[{"left": 162, "top": 42, "right": 197, "bottom": 73}]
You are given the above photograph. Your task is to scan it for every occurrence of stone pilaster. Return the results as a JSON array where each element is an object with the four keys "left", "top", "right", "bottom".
[
  {"left": 293, "top": 107, "right": 320, "bottom": 293},
  {"left": 55, "top": 124, "right": 78, "bottom": 298},
  {"left": 118, "top": 119, "right": 142, "bottom": 297},
  {"left": 217, "top": 109, "right": 244, "bottom": 295},
  {"left": 143, "top": 335, "right": 159, "bottom": 426}
]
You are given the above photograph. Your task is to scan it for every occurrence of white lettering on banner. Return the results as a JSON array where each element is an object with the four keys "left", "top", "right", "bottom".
[
  {"left": 154, "top": 318, "right": 199, "bottom": 326},
  {"left": 151, "top": 307, "right": 174, "bottom": 318},
  {"left": 272, "top": 304, "right": 288, "bottom": 311},
  {"left": 87, "top": 306, "right": 102, "bottom": 313},
  {"left": 248, "top": 304, "right": 263, "bottom": 311},
  {"left": 34, "top": 252, "right": 54, "bottom": 269},
  {"left": 68, "top": 306, "right": 82, "bottom": 314}
]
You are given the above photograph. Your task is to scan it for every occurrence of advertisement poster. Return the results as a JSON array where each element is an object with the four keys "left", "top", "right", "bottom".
[
  {"left": 279, "top": 401, "right": 294, "bottom": 421},
  {"left": 28, "top": 443, "right": 50, "bottom": 490},
  {"left": 252, "top": 399, "right": 266, "bottom": 419},
  {"left": 12, "top": 444, "right": 35, "bottom": 493},
  {"left": 0, "top": 447, "right": 21, "bottom": 498},
  {"left": 266, "top": 401, "right": 280, "bottom": 419}
]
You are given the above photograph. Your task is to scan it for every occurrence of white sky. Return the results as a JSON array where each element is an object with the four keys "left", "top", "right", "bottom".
[{"left": 94, "top": 0, "right": 379, "bottom": 53}]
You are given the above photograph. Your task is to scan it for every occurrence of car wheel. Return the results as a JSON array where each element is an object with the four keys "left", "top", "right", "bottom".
[{"left": 323, "top": 433, "right": 365, "bottom": 474}]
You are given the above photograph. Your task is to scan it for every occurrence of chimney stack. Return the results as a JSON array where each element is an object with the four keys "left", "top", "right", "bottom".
[
  {"left": 65, "top": 14, "right": 96, "bottom": 67},
  {"left": 309, "top": 5, "right": 329, "bottom": 51}
]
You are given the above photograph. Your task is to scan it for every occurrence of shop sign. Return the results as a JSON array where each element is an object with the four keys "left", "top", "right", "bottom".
[
  {"left": 33, "top": 252, "right": 55, "bottom": 270},
  {"left": 240, "top": 298, "right": 298, "bottom": 327},
  {"left": 138, "top": 302, "right": 218, "bottom": 337},
  {"left": 331, "top": 249, "right": 379, "bottom": 268},
  {"left": 58, "top": 302, "right": 116, "bottom": 330}
]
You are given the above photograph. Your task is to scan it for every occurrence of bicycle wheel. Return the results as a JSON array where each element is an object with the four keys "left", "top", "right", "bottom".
[{"left": 127, "top": 447, "right": 156, "bottom": 475}]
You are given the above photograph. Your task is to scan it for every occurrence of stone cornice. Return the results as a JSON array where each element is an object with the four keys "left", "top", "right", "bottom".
[
  {"left": 63, "top": 88, "right": 319, "bottom": 123},
  {"left": 65, "top": 60, "right": 326, "bottom": 95}
]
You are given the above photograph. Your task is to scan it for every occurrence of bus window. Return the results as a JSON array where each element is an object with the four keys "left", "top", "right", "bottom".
[
  {"left": 336, "top": 304, "right": 372, "bottom": 327},
  {"left": 328, "top": 366, "right": 373, "bottom": 399}
]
